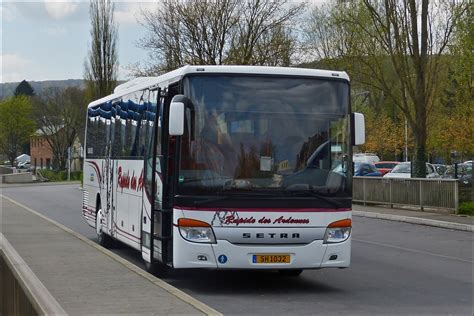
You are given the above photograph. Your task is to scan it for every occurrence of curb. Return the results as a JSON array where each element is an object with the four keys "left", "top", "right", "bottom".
[
  {"left": 353, "top": 210, "right": 473, "bottom": 232},
  {"left": 1, "top": 195, "right": 222, "bottom": 316},
  {"left": 0, "top": 181, "right": 81, "bottom": 189}
]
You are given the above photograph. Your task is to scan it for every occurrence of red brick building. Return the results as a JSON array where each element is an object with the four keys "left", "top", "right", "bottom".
[
  {"left": 30, "top": 128, "right": 83, "bottom": 171},
  {"left": 30, "top": 132, "right": 53, "bottom": 170}
]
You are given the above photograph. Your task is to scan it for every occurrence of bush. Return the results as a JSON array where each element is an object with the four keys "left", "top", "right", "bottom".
[
  {"left": 459, "top": 202, "right": 474, "bottom": 216},
  {"left": 38, "top": 169, "right": 83, "bottom": 182}
]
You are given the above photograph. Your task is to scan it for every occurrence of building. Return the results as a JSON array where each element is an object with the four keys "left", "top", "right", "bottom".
[
  {"left": 30, "top": 130, "right": 53, "bottom": 170},
  {"left": 30, "top": 128, "right": 83, "bottom": 171}
]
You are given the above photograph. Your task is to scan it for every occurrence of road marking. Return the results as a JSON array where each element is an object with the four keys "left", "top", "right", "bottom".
[
  {"left": 353, "top": 238, "right": 474, "bottom": 264},
  {"left": 1, "top": 195, "right": 222, "bottom": 316}
]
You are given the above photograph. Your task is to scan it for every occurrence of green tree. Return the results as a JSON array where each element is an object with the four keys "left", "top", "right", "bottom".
[
  {"left": 0, "top": 96, "right": 36, "bottom": 166},
  {"left": 14, "top": 80, "right": 35, "bottom": 97},
  {"left": 306, "top": 0, "right": 468, "bottom": 176},
  {"left": 33, "top": 87, "right": 87, "bottom": 170},
  {"left": 84, "top": 0, "right": 118, "bottom": 100}
]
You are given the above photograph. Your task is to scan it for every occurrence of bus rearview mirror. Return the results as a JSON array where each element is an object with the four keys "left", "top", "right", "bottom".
[
  {"left": 169, "top": 101, "right": 184, "bottom": 136},
  {"left": 351, "top": 112, "right": 365, "bottom": 146}
]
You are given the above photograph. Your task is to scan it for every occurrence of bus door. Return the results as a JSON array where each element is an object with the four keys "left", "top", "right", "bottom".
[
  {"left": 142, "top": 89, "right": 159, "bottom": 263},
  {"left": 104, "top": 116, "right": 115, "bottom": 238},
  {"left": 152, "top": 90, "right": 173, "bottom": 266}
]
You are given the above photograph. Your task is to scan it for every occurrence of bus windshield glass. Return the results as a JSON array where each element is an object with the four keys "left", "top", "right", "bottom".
[{"left": 179, "top": 75, "right": 350, "bottom": 198}]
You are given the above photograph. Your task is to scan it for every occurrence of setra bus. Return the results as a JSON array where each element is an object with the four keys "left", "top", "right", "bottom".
[{"left": 82, "top": 65, "right": 365, "bottom": 276}]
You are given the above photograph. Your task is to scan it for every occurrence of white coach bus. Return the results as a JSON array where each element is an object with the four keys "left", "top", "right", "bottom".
[{"left": 82, "top": 65, "right": 365, "bottom": 276}]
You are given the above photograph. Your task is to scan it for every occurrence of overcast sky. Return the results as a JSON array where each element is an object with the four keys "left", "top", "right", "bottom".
[{"left": 1, "top": 1, "right": 157, "bottom": 83}]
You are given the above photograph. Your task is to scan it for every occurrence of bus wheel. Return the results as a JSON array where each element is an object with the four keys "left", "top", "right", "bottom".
[
  {"left": 145, "top": 261, "right": 170, "bottom": 277},
  {"left": 278, "top": 269, "right": 303, "bottom": 277},
  {"left": 96, "top": 207, "right": 113, "bottom": 248}
]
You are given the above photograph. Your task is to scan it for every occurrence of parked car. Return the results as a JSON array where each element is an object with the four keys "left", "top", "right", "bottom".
[
  {"left": 374, "top": 161, "right": 400, "bottom": 176},
  {"left": 443, "top": 163, "right": 473, "bottom": 201},
  {"left": 17, "top": 161, "right": 31, "bottom": 170},
  {"left": 354, "top": 162, "right": 382, "bottom": 177},
  {"left": 443, "top": 163, "right": 472, "bottom": 181},
  {"left": 353, "top": 153, "right": 380, "bottom": 164},
  {"left": 383, "top": 162, "right": 439, "bottom": 179},
  {"left": 432, "top": 164, "right": 447, "bottom": 175}
]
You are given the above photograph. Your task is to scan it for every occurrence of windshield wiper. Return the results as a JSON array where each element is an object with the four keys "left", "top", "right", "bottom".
[{"left": 284, "top": 190, "right": 343, "bottom": 209}]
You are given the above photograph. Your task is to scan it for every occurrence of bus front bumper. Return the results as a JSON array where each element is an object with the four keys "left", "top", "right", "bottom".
[{"left": 172, "top": 235, "right": 351, "bottom": 269}]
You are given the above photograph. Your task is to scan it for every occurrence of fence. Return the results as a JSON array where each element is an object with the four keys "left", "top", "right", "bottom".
[{"left": 353, "top": 177, "right": 459, "bottom": 213}]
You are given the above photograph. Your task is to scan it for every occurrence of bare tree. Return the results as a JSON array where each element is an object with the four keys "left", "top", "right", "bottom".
[
  {"left": 135, "top": 0, "right": 304, "bottom": 74},
  {"left": 33, "top": 87, "right": 86, "bottom": 170},
  {"left": 306, "top": 0, "right": 467, "bottom": 177},
  {"left": 84, "top": 0, "right": 119, "bottom": 100},
  {"left": 228, "top": 0, "right": 304, "bottom": 65}
]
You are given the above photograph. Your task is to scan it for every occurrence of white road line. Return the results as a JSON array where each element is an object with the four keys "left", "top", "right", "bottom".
[{"left": 353, "top": 238, "right": 474, "bottom": 264}]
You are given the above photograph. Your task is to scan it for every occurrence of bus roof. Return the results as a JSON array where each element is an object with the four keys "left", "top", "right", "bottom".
[{"left": 87, "top": 65, "right": 349, "bottom": 108}]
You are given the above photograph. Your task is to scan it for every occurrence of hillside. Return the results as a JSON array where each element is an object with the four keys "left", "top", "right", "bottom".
[{"left": 0, "top": 79, "right": 85, "bottom": 100}]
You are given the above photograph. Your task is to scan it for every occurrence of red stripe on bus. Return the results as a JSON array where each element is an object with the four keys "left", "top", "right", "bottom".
[
  {"left": 86, "top": 161, "right": 102, "bottom": 183},
  {"left": 175, "top": 206, "right": 351, "bottom": 212}
]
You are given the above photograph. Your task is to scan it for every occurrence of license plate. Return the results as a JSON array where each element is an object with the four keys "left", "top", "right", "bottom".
[{"left": 252, "top": 254, "right": 290, "bottom": 264}]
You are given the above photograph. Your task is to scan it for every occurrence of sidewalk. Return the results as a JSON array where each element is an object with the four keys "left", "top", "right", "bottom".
[
  {"left": 353, "top": 203, "right": 473, "bottom": 232},
  {"left": 0, "top": 196, "right": 219, "bottom": 314}
]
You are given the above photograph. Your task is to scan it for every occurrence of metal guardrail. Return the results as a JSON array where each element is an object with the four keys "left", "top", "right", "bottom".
[
  {"left": 353, "top": 177, "right": 459, "bottom": 213},
  {"left": 0, "top": 233, "right": 66, "bottom": 315}
]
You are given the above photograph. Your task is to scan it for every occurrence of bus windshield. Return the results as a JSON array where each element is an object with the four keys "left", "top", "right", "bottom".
[{"left": 179, "top": 75, "right": 350, "bottom": 199}]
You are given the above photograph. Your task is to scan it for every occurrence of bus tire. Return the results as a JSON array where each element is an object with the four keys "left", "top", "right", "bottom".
[
  {"left": 96, "top": 206, "right": 113, "bottom": 248},
  {"left": 278, "top": 269, "right": 303, "bottom": 277},
  {"left": 145, "top": 261, "right": 170, "bottom": 277}
]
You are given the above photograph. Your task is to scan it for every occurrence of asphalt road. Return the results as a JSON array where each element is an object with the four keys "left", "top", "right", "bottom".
[{"left": 2, "top": 184, "right": 473, "bottom": 315}]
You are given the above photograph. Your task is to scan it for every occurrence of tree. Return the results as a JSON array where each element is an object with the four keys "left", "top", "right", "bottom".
[
  {"left": 428, "top": 2, "right": 474, "bottom": 162},
  {"left": 14, "top": 80, "right": 35, "bottom": 97},
  {"left": 33, "top": 87, "right": 87, "bottom": 170},
  {"left": 135, "top": 0, "right": 304, "bottom": 74},
  {"left": 306, "top": 0, "right": 468, "bottom": 176},
  {"left": 0, "top": 96, "right": 36, "bottom": 166},
  {"left": 84, "top": 0, "right": 118, "bottom": 100}
]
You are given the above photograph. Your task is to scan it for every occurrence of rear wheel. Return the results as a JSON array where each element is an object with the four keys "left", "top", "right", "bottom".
[
  {"left": 96, "top": 206, "right": 113, "bottom": 248},
  {"left": 278, "top": 269, "right": 303, "bottom": 277}
]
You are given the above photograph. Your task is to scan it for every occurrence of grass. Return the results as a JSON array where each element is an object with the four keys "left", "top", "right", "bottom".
[
  {"left": 458, "top": 201, "right": 474, "bottom": 216},
  {"left": 38, "top": 169, "right": 83, "bottom": 182}
]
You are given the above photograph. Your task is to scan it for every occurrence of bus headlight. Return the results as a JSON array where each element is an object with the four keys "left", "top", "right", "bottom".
[
  {"left": 323, "top": 219, "right": 351, "bottom": 244},
  {"left": 178, "top": 218, "right": 216, "bottom": 244}
]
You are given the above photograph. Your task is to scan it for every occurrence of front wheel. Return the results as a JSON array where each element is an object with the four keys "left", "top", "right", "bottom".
[
  {"left": 278, "top": 269, "right": 303, "bottom": 277},
  {"left": 96, "top": 208, "right": 113, "bottom": 248}
]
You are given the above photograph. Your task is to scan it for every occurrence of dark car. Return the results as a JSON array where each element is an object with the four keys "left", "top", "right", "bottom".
[
  {"left": 354, "top": 162, "right": 382, "bottom": 177},
  {"left": 443, "top": 163, "right": 473, "bottom": 201}
]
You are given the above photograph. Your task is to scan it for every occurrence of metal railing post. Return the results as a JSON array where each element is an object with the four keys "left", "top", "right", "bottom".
[
  {"left": 454, "top": 180, "right": 459, "bottom": 214},
  {"left": 389, "top": 179, "right": 393, "bottom": 208},
  {"left": 419, "top": 180, "right": 424, "bottom": 211},
  {"left": 363, "top": 178, "right": 367, "bottom": 205}
]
